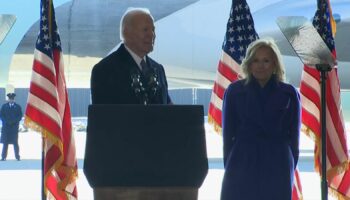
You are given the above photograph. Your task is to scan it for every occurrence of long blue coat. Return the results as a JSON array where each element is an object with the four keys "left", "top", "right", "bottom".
[
  {"left": 0, "top": 102, "right": 23, "bottom": 144},
  {"left": 220, "top": 77, "right": 301, "bottom": 200}
]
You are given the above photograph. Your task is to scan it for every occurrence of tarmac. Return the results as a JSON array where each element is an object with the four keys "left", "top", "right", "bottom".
[{"left": 0, "top": 122, "right": 348, "bottom": 200}]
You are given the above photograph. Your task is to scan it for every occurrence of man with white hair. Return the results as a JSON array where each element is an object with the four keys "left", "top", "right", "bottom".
[{"left": 91, "top": 7, "right": 172, "bottom": 105}]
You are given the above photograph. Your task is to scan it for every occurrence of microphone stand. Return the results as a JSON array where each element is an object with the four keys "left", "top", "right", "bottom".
[
  {"left": 130, "top": 67, "right": 159, "bottom": 105},
  {"left": 316, "top": 64, "right": 332, "bottom": 200},
  {"left": 130, "top": 72, "right": 148, "bottom": 105}
]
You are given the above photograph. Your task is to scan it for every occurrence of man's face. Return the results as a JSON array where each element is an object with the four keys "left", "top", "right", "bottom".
[{"left": 124, "top": 13, "right": 155, "bottom": 57}]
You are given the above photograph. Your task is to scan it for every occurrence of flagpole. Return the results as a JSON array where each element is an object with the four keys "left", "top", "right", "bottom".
[
  {"left": 42, "top": 138, "right": 46, "bottom": 200},
  {"left": 316, "top": 64, "right": 331, "bottom": 200},
  {"left": 316, "top": 1, "right": 330, "bottom": 199}
]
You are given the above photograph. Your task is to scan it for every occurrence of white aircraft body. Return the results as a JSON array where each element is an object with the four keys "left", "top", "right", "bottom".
[
  {"left": 151, "top": 0, "right": 350, "bottom": 89},
  {"left": 0, "top": 0, "right": 349, "bottom": 89}
]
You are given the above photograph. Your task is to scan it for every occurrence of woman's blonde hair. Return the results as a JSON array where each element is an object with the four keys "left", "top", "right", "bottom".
[{"left": 240, "top": 38, "right": 286, "bottom": 84}]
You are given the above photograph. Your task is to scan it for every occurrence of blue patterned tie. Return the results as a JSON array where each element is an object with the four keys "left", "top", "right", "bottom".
[{"left": 140, "top": 59, "right": 148, "bottom": 75}]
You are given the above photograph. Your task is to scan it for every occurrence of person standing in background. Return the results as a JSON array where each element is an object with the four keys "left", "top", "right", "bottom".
[{"left": 0, "top": 93, "right": 23, "bottom": 161}]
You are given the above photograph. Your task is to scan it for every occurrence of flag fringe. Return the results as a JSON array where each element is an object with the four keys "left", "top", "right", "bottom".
[
  {"left": 46, "top": 189, "right": 77, "bottom": 200},
  {"left": 208, "top": 114, "right": 222, "bottom": 135},
  {"left": 329, "top": 187, "right": 350, "bottom": 200},
  {"left": 24, "top": 116, "right": 78, "bottom": 198},
  {"left": 24, "top": 115, "right": 64, "bottom": 151},
  {"left": 302, "top": 124, "right": 349, "bottom": 177},
  {"left": 57, "top": 165, "right": 78, "bottom": 193},
  {"left": 301, "top": 124, "right": 318, "bottom": 145}
]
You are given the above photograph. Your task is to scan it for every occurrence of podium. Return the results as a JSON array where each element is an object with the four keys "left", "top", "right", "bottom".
[{"left": 84, "top": 105, "right": 208, "bottom": 200}]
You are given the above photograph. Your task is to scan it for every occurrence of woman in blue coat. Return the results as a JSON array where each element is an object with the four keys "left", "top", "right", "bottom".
[{"left": 220, "top": 38, "right": 301, "bottom": 200}]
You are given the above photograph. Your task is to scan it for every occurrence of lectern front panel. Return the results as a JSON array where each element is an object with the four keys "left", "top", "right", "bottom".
[{"left": 84, "top": 105, "right": 208, "bottom": 188}]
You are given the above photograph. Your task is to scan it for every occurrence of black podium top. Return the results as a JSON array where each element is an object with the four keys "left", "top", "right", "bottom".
[{"left": 84, "top": 104, "right": 208, "bottom": 188}]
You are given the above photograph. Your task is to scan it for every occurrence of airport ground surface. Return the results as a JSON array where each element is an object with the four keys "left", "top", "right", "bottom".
[{"left": 1, "top": 122, "right": 349, "bottom": 200}]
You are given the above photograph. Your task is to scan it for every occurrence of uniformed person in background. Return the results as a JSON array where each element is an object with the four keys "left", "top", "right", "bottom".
[{"left": 0, "top": 93, "right": 23, "bottom": 161}]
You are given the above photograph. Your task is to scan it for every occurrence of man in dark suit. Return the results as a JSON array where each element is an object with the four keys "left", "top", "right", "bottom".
[
  {"left": 0, "top": 93, "right": 23, "bottom": 161},
  {"left": 91, "top": 7, "right": 172, "bottom": 105}
]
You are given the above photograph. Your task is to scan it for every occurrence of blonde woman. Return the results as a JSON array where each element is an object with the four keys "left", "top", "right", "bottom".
[{"left": 220, "top": 38, "right": 301, "bottom": 200}]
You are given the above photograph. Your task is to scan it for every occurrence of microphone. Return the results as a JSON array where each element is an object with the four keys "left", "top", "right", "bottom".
[
  {"left": 144, "top": 67, "right": 160, "bottom": 101},
  {"left": 130, "top": 70, "right": 148, "bottom": 105}
]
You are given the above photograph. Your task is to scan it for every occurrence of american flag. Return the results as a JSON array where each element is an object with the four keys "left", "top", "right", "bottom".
[
  {"left": 207, "top": 0, "right": 302, "bottom": 199},
  {"left": 24, "top": 0, "right": 78, "bottom": 199},
  {"left": 300, "top": 0, "right": 350, "bottom": 198},
  {"left": 208, "top": 0, "right": 258, "bottom": 132}
]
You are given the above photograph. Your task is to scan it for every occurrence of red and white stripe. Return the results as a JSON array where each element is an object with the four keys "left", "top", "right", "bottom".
[
  {"left": 25, "top": 49, "right": 78, "bottom": 199},
  {"left": 301, "top": 65, "right": 348, "bottom": 167},
  {"left": 208, "top": 51, "right": 241, "bottom": 131},
  {"left": 292, "top": 169, "right": 303, "bottom": 200},
  {"left": 300, "top": 61, "right": 349, "bottom": 197}
]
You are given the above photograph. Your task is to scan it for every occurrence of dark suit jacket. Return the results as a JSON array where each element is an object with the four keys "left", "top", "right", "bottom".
[{"left": 91, "top": 44, "right": 171, "bottom": 104}]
